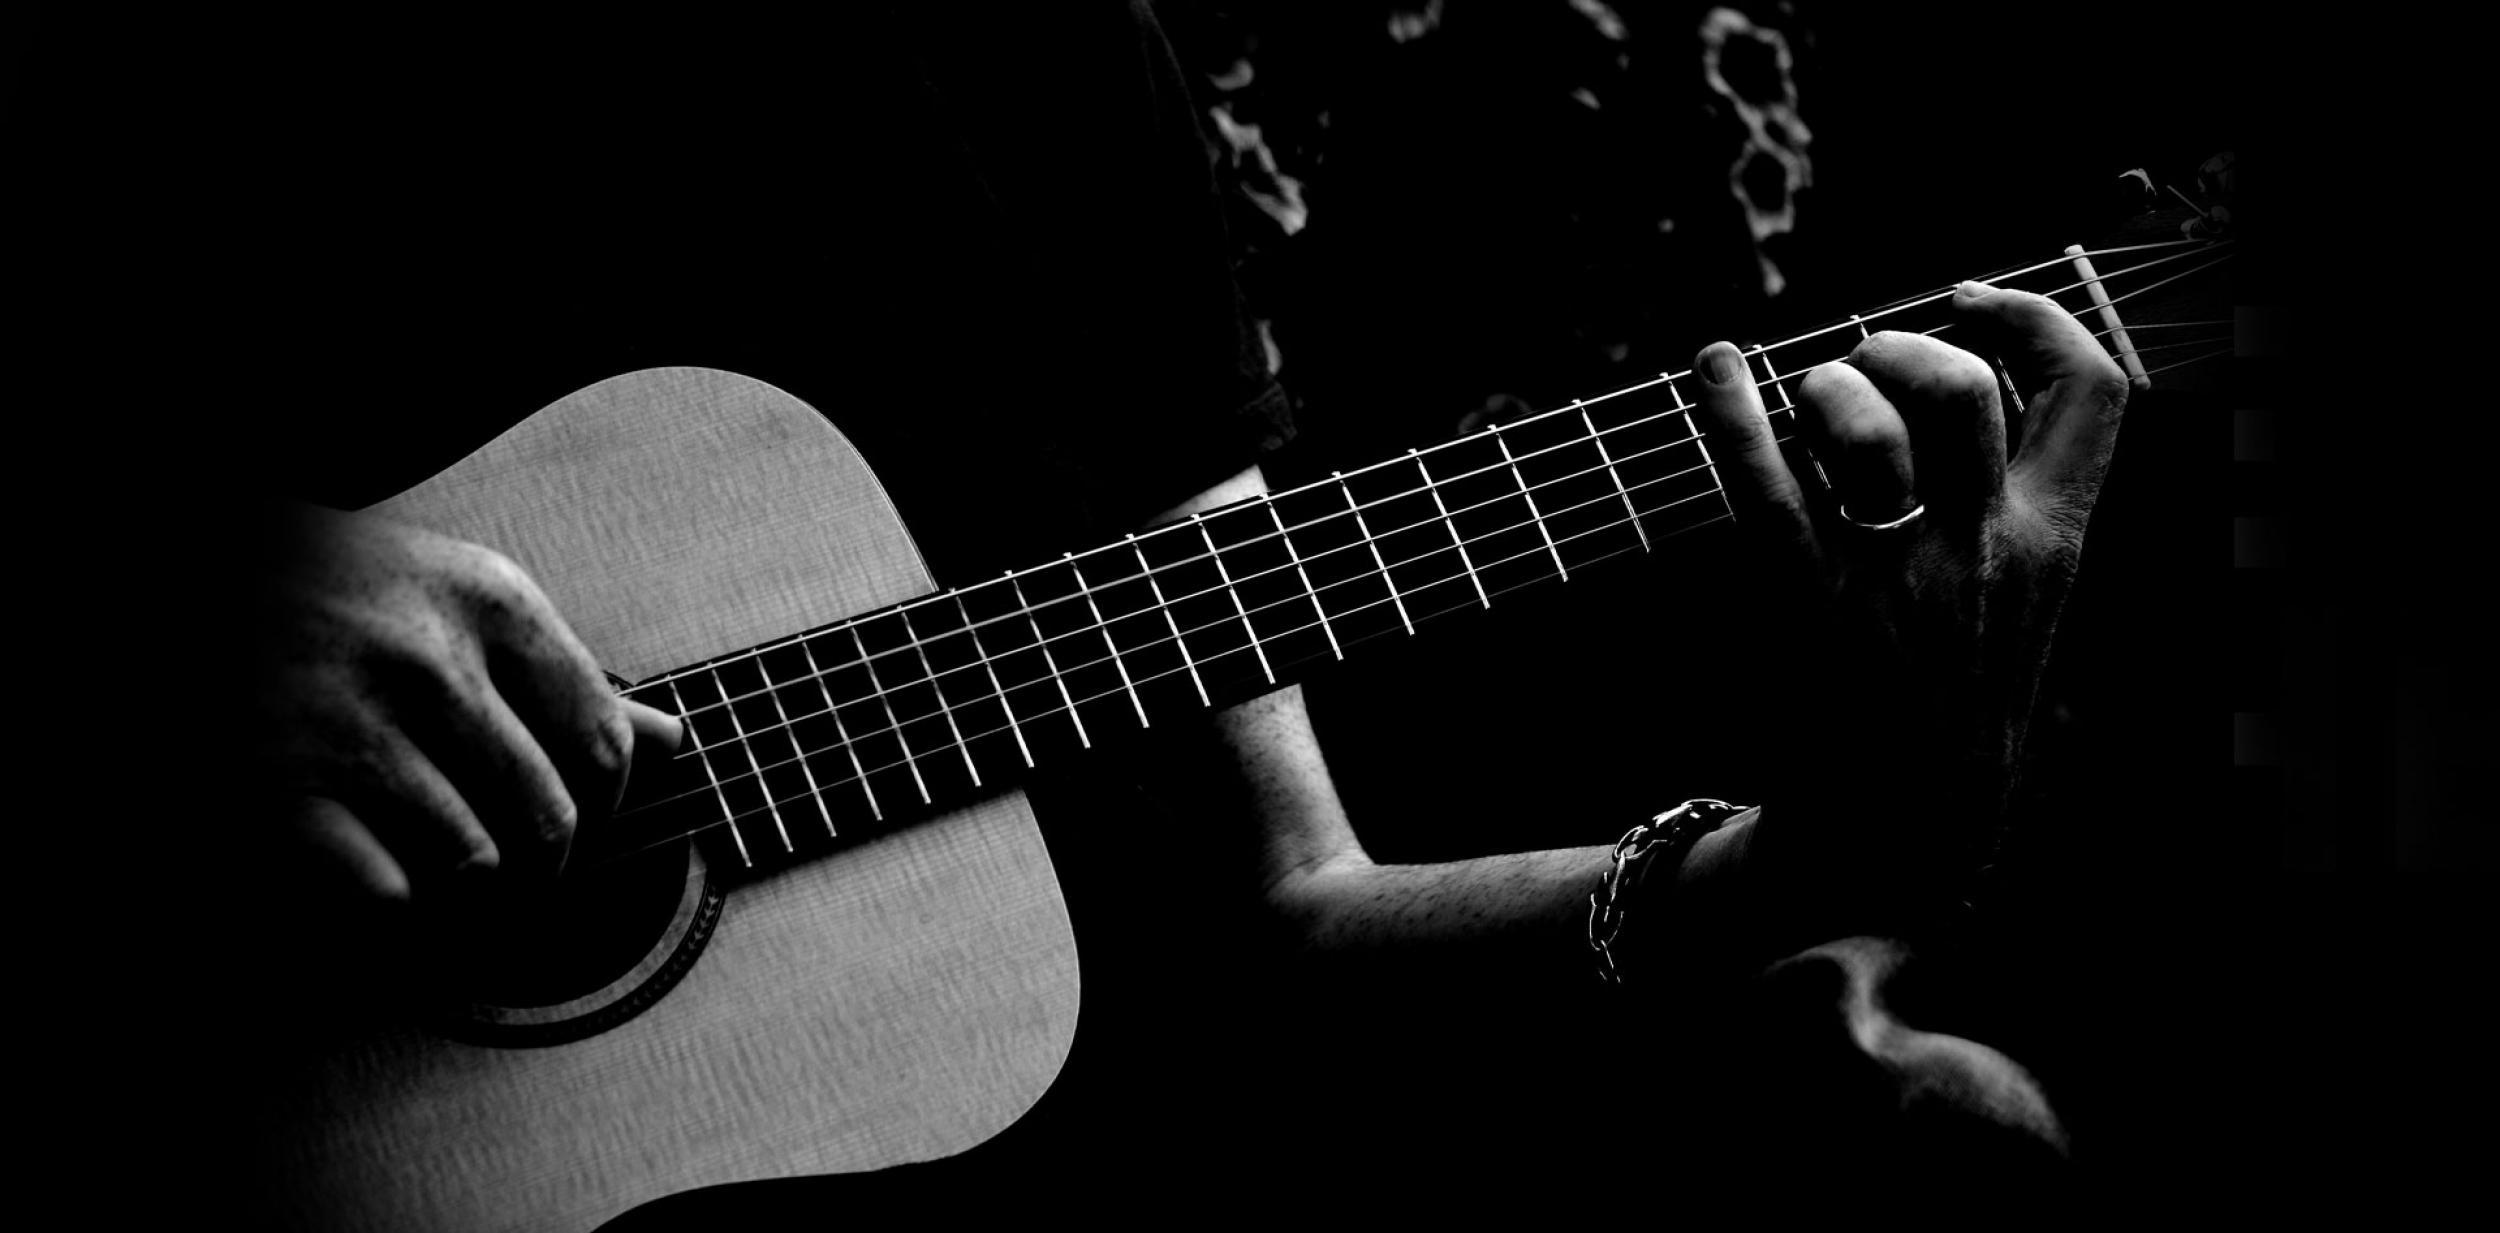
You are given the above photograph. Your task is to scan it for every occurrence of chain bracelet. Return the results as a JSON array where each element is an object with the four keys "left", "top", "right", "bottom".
[{"left": 1587, "top": 798, "right": 1752, "bottom": 986}]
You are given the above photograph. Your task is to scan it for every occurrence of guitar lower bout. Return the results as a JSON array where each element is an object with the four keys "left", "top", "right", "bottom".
[{"left": 259, "top": 367, "right": 1080, "bottom": 1233}]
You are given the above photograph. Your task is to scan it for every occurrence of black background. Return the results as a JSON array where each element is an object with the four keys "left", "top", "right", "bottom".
[{"left": 19, "top": 0, "right": 2483, "bottom": 1220}]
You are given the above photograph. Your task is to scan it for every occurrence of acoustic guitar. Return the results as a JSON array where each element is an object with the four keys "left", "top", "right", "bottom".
[{"left": 255, "top": 240, "right": 2226, "bottom": 1230}]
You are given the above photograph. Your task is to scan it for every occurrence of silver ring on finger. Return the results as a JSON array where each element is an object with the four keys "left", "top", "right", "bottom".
[{"left": 1836, "top": 501, "right": 1927, "bottom": 532}]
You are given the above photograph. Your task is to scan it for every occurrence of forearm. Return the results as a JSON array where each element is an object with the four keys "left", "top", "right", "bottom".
[{"left": 1273, "top": 810, "right": 1764, "bottom": 960}]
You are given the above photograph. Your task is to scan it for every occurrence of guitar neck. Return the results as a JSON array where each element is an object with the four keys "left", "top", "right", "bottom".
[{"left": 600, "top": 240, "right": 2228, "bottom": 874}]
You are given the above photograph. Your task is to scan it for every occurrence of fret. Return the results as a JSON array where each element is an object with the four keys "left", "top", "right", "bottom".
[
  {"left": 954, "top": 592, "right": 1033, "bottom": 769},
  {"left": 712, "top": 657, "right": 822, "bottom": 855},
  {"left": 1133, "top": 522, "right": 1270, "bottom": 705},
  {"left": 1409, "top": 428, "right": 1556, "bottom": 598},
  {"left": 1491, "top": 410, "right": 1646, "bottom": 575},
  {"left": 1751, "top": 349, "right": 1827, "bottom": 494},
  {"left": 802, "top": 627, "right": 924, "bottom": 820},
  {"left": 1595, "top": 376, "right": 1727, "bottom": 537},
  {"left": 1005, "top": 573, "right": 1092, "bottom": 751},
  {"left": 1264, "top": 498, "right": 1343, "bottom": 661},
  {"left": 1581, "top": 403, "right": 1651, "bottom": 555},
  {"left": 1015, "top": 559, "right": 1140, "bottom": 742},
  {"left": 1266, "top": 484, "right": 1403, "bottom": 649},
  {"left": 1339, "top": 458, "right": 1473, "bottom": 628},
  {"left": 752, "top": 641, "right": 854, "bottom": 839},
  {"left": 714, "top": 651, "right": 826, "bottom": 848},
  {"left": 1491, "top": 428, "right": 1569, "bottom": 581},
  {"left": 1130, "top": 535, "right": 1208, "bottom": 708},
  {"left": 1665, "top": 376, "right": 1734, "bottom": 524},
  {"left": 1336, "top": 473, "right": 1412, "bottom": 636},
  {"left": 1413, "top": 450, "right": 1491, "bottom": 609},
  {"left": 1198, "top": 498, "right": 1336, "bottom": 673},
  {"left": 1066, "top": 552, "right": 1151, "bottom": 729},
  {"left": 663, "top": 675, "right": 753, "bottom": 868},
  {"left": 1194, "top": 514, "right": 1273, "bottom": 686},
  {"left": 847, "top": 623, "right": 933, "bottom": 806},
  {"left": 894, "top": 607, "right": 985, "bottom": 790},
  {"left": 797, "top": 636, "right": 880, "bottom": 822},
  {"left": 1852, "top": 313, "right": 1871, "bottom": 340},
  {"left": 609, "top": 680, "right": 746, "bottom": 865}
]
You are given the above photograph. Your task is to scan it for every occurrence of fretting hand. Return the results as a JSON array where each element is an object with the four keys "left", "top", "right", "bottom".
[
  {"left": 1688, "top": 282, "right": 2130, "bottom": 915},
  {"left": 248, "top": 504, "right": 682, "bottom": 905}
]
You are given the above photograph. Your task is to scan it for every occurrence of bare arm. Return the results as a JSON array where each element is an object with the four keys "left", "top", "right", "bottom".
[
  {"left": 1149, "top": 281, "right": 2127, "bottom": 985},
  {"left": 1145, "top": 468, "right": 1766, "bottom": 981}
]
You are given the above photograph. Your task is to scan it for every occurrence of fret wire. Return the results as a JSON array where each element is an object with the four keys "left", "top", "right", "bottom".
[
  {"left": 617, "top": 442, "right": 1762, "bottom": 835},
  {"left": 956, "top": 592, "right": 1033, "bottom": 769},
  {"left": 1195, "top": 513, "right": 1274, "bottom": 686},
  {"left": 897, "top": 607, "right": 984, "bottom": 789},
  {"left": 664, "top": 676, "right": 751, "bottom": 868},
  {"left": 852, "top": 624, "right": 932, "bottom": 805},
  {"left": 1070, "top": 553, "right": 1150, "bottom": 730},
  {"left": 1413, "top": 448, "right": 1492, "bottom": 608},
  {"left": 757, "top": 651, "right": 839, "bottom": 840},
  {"left": 1269, "top": 498, "right": 1342, "bottom": 660},
  {"left": 609, "top": 482, "right": 1756, "bottom": 862},
  {"left": 1490, "top": 428, "right": 1569, "bottom": 580},
  {"left": 629, "top": 240, "right": 2221, "bottom": 703},
  {"left": 1337, "top": 471, "right": 1413, "bottom": 636},
  {"left": 708, "top": 667, "right": 795, "bottom": 856},
  {"left": 1578, "top": 404, "right": 1649, "bottom": 556},
  {"left": 799, "top": 635, "right": 879, "bottom": 823},
  {"left": 621, "top": 418, "right": 1777, "bottom": 825},
  {"left": 1129, "top": 534, "right": 1210, "bottom": 707},
  {"left": 1756, "top": 349, "right": 1828, "bottom": 495},
  {"left": 1010, "top": 573, "right": 1090, "bottom": 750},
  {"left": 1665, "top": 376, "right": 1735, "bottom": 525}
]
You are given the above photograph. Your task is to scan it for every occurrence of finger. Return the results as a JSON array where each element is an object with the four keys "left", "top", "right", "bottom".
[
  {"left": 289, "top": 795, "right": 412, "bottom": 902},
  {"left": 351, "top": 734, "right": 502, "bottom": 880},
  {"left": 1795, "top": 361, "right": 1918, "bottom": 524},
  {"left": 1950, "top": 281, "right": 2130, "bottom": 505},
  {"left": 623, "top": 697, "right": 685, "bottom": 757},
  {"left": 413, "top": 673, "right": 580, "bottom": 876},
  {"left": 1845, "top": 330, "right": 2006, "bottom": 520},
  {"left": 463, "top": 552, "right": 634, "bottom": 829},
  {"left": 1690, "top": 341, "right": 1821, "bottom": 572}
]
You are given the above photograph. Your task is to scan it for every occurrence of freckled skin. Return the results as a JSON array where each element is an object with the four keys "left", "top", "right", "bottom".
[{"left": 249, "top": 504, "right": 681, "bottom": 904}]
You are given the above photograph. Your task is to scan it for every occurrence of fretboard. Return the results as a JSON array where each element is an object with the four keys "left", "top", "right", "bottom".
[
  {"left": 602, "top": 365, "right": 1763, "bottom": 874},
  {"left": 593, "top": 239, "right": 2230, "bottom": 873}
]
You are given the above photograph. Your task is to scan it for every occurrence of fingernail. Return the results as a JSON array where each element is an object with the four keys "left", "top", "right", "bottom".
[
  {"left": 1957, "top": 280, "right": 1989, "bottom": 297},
  {"left": 1701, "top": 345, "right": 1744, "bottom": 385}
]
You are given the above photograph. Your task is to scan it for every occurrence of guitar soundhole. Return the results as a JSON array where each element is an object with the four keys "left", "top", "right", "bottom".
[{"left": 422, "top": 837, "right": 726, "bottom": 1048}]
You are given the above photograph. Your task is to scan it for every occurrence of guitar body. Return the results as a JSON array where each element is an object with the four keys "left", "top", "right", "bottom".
[{"left": 262, "top": 368, "right": 1080, "bottom": 1231}]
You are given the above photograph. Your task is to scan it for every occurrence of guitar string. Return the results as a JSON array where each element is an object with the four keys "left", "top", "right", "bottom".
[
  {"left": 611, "top": 419, "right": 1754, "bottom": 824},
  {"left": 634, "top": 240, "right": 2236, "bottom": 762},
  {"left": 631, "top": 240, "right": 2221, "bottom": 730},
  {"left": 2101, "top": 333, "right": 2233, "bottom": 355},
  {"left": 2140, "top": 347, "right": 2233, "bottom": 379},
  {"left": 1923, "top": 246, "right": 2235, "bottom": 344},
  {"left": 601, "top": 482, "right": 1749, "bottom": 864},
  {"left": 629, "top": 243, "right": 2233, "bottom": 777},
  {"left": 628, "top": 240, "right": 2225, "bottom": 706},
  {"left": 616, "top": 390, "right": 1947, "bottom": 838},
  {"left": 609, "top": 249, "right": 2238, "bottom": 849}
]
